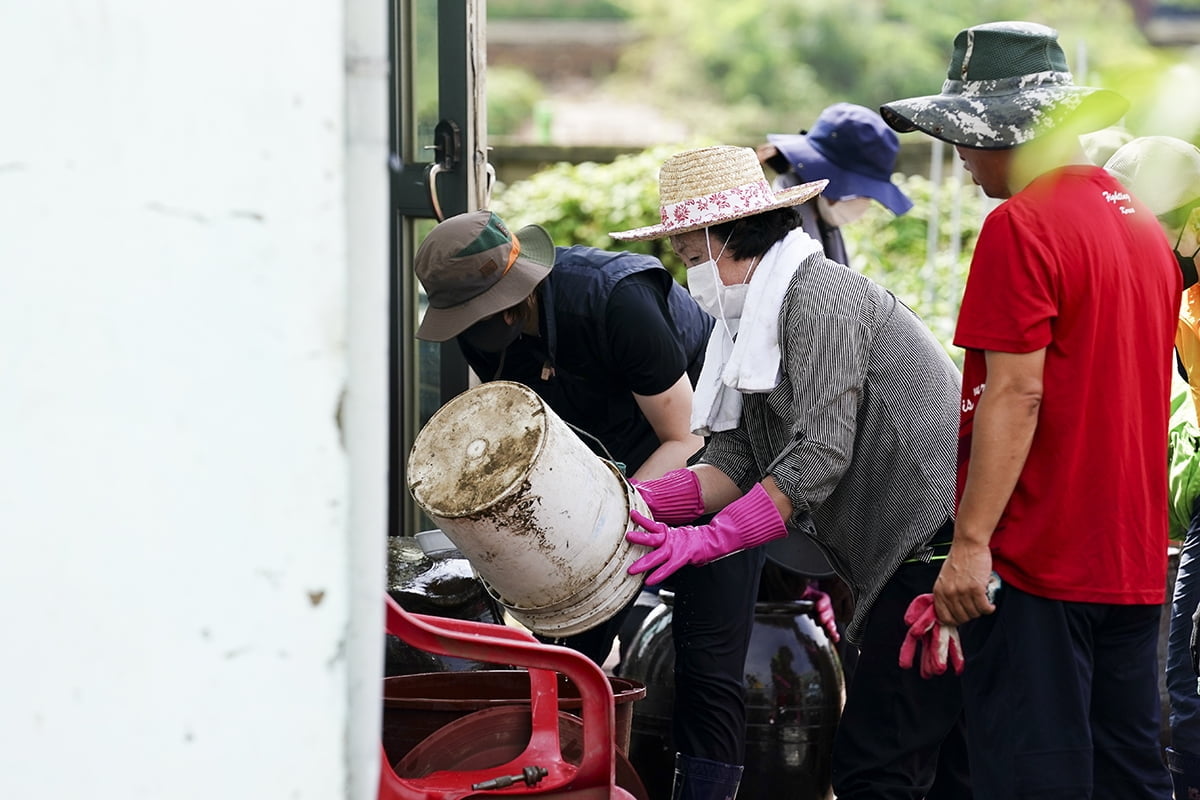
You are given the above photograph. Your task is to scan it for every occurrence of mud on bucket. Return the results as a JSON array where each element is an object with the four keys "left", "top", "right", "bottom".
[{"left": 406, "top": 381, "right": 650, "bottom": 638}]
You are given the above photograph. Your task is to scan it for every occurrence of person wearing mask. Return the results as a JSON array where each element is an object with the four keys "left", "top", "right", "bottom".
[
  {"left": 611, "top": 145, "right": 969, "bottom": 800},
  {"left": 413, "top": 210, "right": 711, "bottom": 665},
  {"left": 414, "top": 210, "right": 776, "bottom": 797},
  {"left": 760, "top": 101, "right": 914, "bottom": 266},
  {"left": 1105, "top": 134, "right": 1200, "bottom": 798},
  {"left": 757, "top": 101, "right": 917, "bottom": 685},
  {"left": 881, "top": 21, "right": 1178, "bottom": 799}
]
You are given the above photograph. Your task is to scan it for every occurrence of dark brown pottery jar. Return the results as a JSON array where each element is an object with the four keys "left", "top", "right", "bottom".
[
  {"left": 622, "top": 591, "right": 844, "bottom": 800},
  {"left": 385, "top": 533, "right": 507, "bottom": 675}
]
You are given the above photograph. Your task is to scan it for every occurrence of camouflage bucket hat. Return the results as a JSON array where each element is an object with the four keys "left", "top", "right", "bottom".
[{"left": 880, "top": 21, "right": 1128, "bottom": 149}]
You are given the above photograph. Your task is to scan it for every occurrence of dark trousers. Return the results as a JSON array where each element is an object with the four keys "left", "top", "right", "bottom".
[
  {"left": 959, "top": 584, "right": 1172, "bottom": 800},
  {"left": 832, "top": 556, "right": 971, "bottom": 800},
  {"left": 670, "top": 545, "right": 767, "bottom": 764},
  {"left": 546, "top": 546, "right": 765, "bottom": 766}
]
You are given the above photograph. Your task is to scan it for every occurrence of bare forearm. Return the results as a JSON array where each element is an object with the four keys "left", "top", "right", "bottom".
[
  {"left": 631, "top": 375, "right": 704, "bottom": 482},
  {"left": 692, "top": 464, "right": 744, "bottom": 513},
  {"left": 629, "top": 434, "right": 705, "bottom": 482},
  {"left": 762, "top": 475, "right": 796, "bottom": 524},
  {"left": 935, "top": 349, "right": 1042, "bottom": 624},
  {"left": 956, "top": 384, "right": 1039, "bottom": 545}
]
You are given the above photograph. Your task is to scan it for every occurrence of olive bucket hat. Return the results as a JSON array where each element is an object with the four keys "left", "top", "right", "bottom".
[
  {"left": 880, "top": 21, "right": 1128, "bottom": 149},
  {"left": 414, "top": 210, "right": 556, "bottom": 341}
]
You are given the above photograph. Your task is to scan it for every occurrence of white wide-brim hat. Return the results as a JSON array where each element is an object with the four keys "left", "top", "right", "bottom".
[
  {"left": 1105, "top": 136, "right": 1200, "bottom": 218},
  {"left": 610, "top": 145, "right": 827, "bottom": 242}
]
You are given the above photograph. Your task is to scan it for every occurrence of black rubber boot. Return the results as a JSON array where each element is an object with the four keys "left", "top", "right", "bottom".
[
  {"left": 1168, "top": 747, "right": 1200, "bottom": 800},
  {"left": 670, "top": 753, "right": 743, "bottom": 800}
]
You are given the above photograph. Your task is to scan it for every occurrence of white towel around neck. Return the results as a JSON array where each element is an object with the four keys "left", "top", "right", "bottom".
[{"left": 690, "top": 228, "right": 823, "bottom": 436}]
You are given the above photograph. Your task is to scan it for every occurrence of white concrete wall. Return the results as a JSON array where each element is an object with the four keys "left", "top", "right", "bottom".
[{"left": 0, "top": 2, "right": 388, "bottom": 798}]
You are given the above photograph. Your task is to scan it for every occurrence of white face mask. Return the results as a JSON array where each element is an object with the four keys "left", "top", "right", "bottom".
[
  {"left": 686, "top": 264, "right": 721, "bottom": 318},
  {"left": 817, "top": 195, "right": 872, "bottom": 228},
  {"left": 686, "top": 231, "right": 755, "bottom": 338},
  {"left": 686, "top": 233, "right": 728, "bottom": 317}
]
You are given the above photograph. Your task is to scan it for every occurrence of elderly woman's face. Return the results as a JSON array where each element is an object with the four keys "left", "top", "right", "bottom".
[{"left": 670, "top": 230, "right": 718, "bottom": 269}]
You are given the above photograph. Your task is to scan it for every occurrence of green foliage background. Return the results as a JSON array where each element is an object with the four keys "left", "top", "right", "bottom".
[
  {"left": 491, "top": 145, "right": 691, "bottom": 280},
  {"left": 491, "top": 150, "right": 985, "bottom": 359},
  {"left": 484, "top": 0, "right": 1179, "bottom": 143},
  {"left": 423, "top": 0, "right": 1199, "bottom": 359},
  {"left": 410, "top": 0, "right": 1199, "bottom": 151},
  {"left": 480, "top": 0, "right": 1198, "bottom": 361}
]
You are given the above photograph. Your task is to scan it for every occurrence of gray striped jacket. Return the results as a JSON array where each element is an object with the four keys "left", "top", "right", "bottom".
[{"left": 701, "top": 251, "right": 961, "bottom": 644}]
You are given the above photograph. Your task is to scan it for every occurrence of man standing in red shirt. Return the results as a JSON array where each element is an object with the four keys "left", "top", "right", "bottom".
[{"left": 882, "top": 21, "right": 1180, "bottom": 799}]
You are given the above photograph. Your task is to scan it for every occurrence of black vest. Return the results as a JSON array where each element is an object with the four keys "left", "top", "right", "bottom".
[{"left": 461, "top": 246, "right": 713, "bottom": 474}]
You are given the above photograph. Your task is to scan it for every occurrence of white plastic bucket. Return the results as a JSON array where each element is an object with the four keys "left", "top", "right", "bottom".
[{"left": 406, "top": 381, "right": 650, "bottom": 637}]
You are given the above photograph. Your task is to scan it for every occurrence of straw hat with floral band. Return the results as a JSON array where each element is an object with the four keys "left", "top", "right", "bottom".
[
  {"left": 609, "top": 145, "right": 827, "bottom": 242},
  {"left": 879, "top": 21, "right": 1128, "bottom": 149},
  {"left": 414, "top": 210, "right": 557, "bottom": 342}
]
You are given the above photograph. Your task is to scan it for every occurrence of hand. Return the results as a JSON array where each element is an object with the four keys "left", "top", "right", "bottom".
[
  {"left": 933, "top": 539, "right": 996, "bottom": 626},
  {"left": 898, "top": 593, "right": 964, "bottom": 679},
  {"left": 630, "top": 468, "right": 705, "bottom": 525},
  {"left": 626, "top": 483, "right": 787, "bottom": 585},
  {"left": 755, "top": 143, "right": 780, "bottom": 164},
  {"left": 801, "top": 583, "right": 840, "bottom": 644}
]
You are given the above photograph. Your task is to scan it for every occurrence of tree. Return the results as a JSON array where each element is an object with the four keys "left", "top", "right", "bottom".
[{"left": 606, "top": 0, "right": 1171, "bottom": 142}]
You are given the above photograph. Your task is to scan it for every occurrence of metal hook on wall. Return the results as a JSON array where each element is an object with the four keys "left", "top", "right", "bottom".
[
  {"left": 483, "top": 162, "right": 496, "bottom": 208},
  {"left": 423, "top": 119, "right": 462, "bottom": 222},
  {"left": 425, "top": 162, "right": 446, "bottom": 221}
]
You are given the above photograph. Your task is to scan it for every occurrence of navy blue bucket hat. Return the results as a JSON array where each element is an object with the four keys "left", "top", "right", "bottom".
[{"left": 767, "top": 103, "right": 913, "bottom": 216}]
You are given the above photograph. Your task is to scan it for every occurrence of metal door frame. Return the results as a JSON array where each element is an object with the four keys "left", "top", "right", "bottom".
[{"left": 390, "top": 0, "right": 488, "bottom": 537}]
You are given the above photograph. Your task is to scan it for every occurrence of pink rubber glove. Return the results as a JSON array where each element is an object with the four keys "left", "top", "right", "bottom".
[
  {"left": 898, "top": 593, "right": 964, "bottom": 679},
  {"left": 626, "top": 483, "right": 788, "bottom": 585},
  {"left": 630, "top": 468, "right": 706, "bottom": 524},
  {"left": 802, "top": 583, "right": 840, "bottom": 644}
]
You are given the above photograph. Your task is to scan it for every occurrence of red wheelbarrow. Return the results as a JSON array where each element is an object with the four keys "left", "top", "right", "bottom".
[{"left": 378, "top": 594, "right": 643, "bottom": 799}]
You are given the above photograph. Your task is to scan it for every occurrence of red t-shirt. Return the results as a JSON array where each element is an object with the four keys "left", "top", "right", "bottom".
[{"left": 954, "top": 165, "right": 1180, "bottom": 604}]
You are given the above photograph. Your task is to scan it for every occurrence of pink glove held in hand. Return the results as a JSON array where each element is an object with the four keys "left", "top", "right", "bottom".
[
  {"left": 626, "top": 483, "right": 787, "bottom": 585},
  {"left": 923, "top": 619, "right": 964, "bottom": 679},
  {"left": 898, "top": 593, "right": 964, "bottom": 679},
  {"left": 802, "top": 584, "right": 840, "bottom": 644},
  {"left": 631, "top": 468, "right": 706, "bottom": 525}
]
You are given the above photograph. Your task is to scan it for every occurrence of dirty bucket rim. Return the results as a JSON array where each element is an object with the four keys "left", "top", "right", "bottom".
[{"left": 406, "top": 381, "right": 548, "bottom": 518}]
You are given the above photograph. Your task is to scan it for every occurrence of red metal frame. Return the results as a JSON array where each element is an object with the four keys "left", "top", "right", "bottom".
[{"left": 378, "top": 595, "right": 635, "bottom": 799}]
